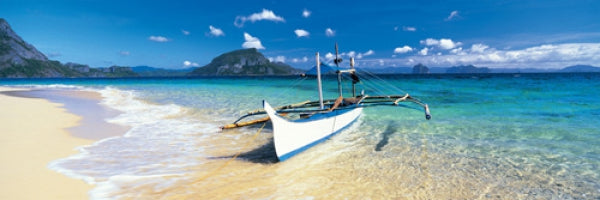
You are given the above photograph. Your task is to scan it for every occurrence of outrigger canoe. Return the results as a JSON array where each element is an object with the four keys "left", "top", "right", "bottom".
[{"left": 222, "top": 43, "right": 431, "bottom": 161}]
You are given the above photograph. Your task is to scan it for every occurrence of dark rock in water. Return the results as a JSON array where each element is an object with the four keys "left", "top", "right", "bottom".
[
  {"left": 188, "top": 48, "right": 302, "bottom": 76},
  {"left": 412, "top": 63, "right": 429, "bottom": 74}
]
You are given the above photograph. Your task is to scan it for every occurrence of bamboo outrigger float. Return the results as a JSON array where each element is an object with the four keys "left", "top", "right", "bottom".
[{"left": 222, "top": 43, "right": 431, "bottom": 161}]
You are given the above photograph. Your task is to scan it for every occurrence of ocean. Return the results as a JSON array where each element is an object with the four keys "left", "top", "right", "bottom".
[{"left": 1, "top": 73, "right": 599, "bottom": 199}]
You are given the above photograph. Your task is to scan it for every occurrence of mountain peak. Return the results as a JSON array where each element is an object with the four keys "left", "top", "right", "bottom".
[
  {"left": 188, "top": 48, "right": 301, "bottom": 76},
  {"left": 0, "top": 18, "right": 48, "bottom": 68}
]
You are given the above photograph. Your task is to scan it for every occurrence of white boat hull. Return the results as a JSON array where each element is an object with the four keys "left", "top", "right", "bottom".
[{"left": 263, "top": 101, "right": 362, "bottom": 161}]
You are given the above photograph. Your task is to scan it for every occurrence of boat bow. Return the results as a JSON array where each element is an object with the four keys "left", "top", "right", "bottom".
[{"left": 264, "top": 101, "right": 362, "bottom": 161}]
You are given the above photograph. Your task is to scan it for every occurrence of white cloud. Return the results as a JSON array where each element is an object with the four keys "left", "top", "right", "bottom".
[
  {"left": 183, "top": 60, "right": 200, "bottom": 67},
  {"left": 419, "top": 48, "right": 429, "bottom": 55},
  {"left": 439, "top": 39, "right": 461, "bottom": 49},
  {"left": 119, "top": 51, "right": 130, "bottom": 56},
  {"left": 302, "top": 9, "right": 311, "bottom": 18},
  {"left": 325, "top": 52, "right": 334, "bottom": 60},
  {"left": 421, "top": 38, "right": 440, "bottom": 46},
  {"left": 394, "top": 45, "right": 413, "bottom": 54},
  {"left": 346, "top": 51, "right": 356, "bottom": 58},
  {"left": 208, "top": 25, "right": 224, "bottom": 37},
  {"left": 379, "top": 59, "right": 385, "bottom": 66},
  {"left": 234, "top": 9, "right": 285, "bottom": 27},
  {"left": 470, "top": 43, "right": 490, "bottom": 53},
  {"left": 294, "top": 29, "right": 310, "bottom": 37},
  {"left": 403, "top": 26, "right": 416, "bottom": 32},
  {"left": 148, "top": 36, "right": 170, "bottom": 42},
  {"left": 182, "top": 30, "right": 190, "bottom": 35},
  {"left": 421, "top": 38, "right": 462, "bottom": 50},
  {"left": 379, "top": 43, "right": 600, "bottom": 69},
  {"left": 291, "top": 56, "right": 310, "bottom": 63},
  {"left": 450, "top": 47, "right": 463, "bottom": 54},
  {"left": 274, "top": 56, "right": 286, "bottom": 63},
  {"left": 325, "top": 28, "right": 335, "bottom": 37},
  {"left": 445, "top": 10, "right": 460, "bottom": 21},
  {"left": 242, "top": 32, "right": 265, "bottom": 49},
  {"left": 355, "top": 50, "right": 374, "bottom": 59}
]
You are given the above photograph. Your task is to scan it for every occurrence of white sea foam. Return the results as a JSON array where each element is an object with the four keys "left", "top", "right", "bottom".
[
  {"left": 9, "top": 84, "right": 87, "bottom": 90},
  {"left": 90, "top": 174, "right": 185, "bottom": 199},
  {"left": 47, "top": 86, "right": 220, "bottom": 199}
]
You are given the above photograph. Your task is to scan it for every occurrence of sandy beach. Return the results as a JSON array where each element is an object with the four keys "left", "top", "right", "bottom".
[{"left": 0, "top": 87, "right": 92, "bottom": 199}]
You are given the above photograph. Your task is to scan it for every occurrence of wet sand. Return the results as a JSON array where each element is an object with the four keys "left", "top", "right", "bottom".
[
  {"left": 0, "top": 87, "right": 93, "bottom": 199},
  {"left": 2, "top": 84, "right": 596, "bottom": 199},
  {"left": 120, "top": 121, "right": 596, "bottom": 199},
  {"left": 0, "top": 86, "right": 128, "bottom": 199},
  {"left": 3, "top": 89, "right": 130, "bottom": 140}
]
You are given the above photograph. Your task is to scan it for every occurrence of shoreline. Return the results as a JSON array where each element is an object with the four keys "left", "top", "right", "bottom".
[
  {"left": 0, "top": 86, "right": 128, "bottom": 199},
  {"left": 3, "top": 88, "right": 130, "bottom": 140}
]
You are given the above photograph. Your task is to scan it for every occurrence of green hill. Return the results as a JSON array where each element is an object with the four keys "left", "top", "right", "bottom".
[{"left": 189, "top": 48, "right": 302, "bottom": 76}]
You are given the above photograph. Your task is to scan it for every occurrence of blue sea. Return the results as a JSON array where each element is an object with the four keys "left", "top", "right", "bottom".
[{"left": 2, "top": 73, "right": 599, "bottom": 199}]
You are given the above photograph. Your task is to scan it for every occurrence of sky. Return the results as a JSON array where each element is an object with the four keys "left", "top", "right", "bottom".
[{"left": 2, "top": 0, "right": 600, "bottom": 69}]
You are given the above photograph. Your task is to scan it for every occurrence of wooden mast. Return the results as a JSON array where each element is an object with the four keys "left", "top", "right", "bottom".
[
  {"left": 316, "top": 52, "right": 325, "bottom": 109},
  {"left": 334, "top": 43, "right": 343, "bottom": 97},
  {"left": 350, "top": 57, "right": 356, "bottom": 97}
]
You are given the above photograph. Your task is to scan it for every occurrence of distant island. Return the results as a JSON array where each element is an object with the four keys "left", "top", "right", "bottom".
[
  {"left": 130, "top": 66, "right": 195, "bottom": 77},
  {"left": 412, "top": 63, "right": 429, "bottom": 74},
  {"left": 1, "top": 18, "right": 599, "bottom": 78},
  {"left": 446, "top": 65, "right": 491, "bottom": 73},
  {"left": 363, "top": 64, "right": 600, "bottom": 74},
  {"left": 188, "top": 48, "right": 302, "bottom": 76},
  {"left": 0, "top": 18, "right": 302, "bottom": 78},
  {"left": 559, "top": 65, "right": 600, "bottom": 73}
]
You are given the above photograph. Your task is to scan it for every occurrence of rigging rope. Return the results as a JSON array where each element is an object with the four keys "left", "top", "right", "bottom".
[
  {"left": 358, "top": 69, "right": 408, "bottom": 94},
  {"left": 353, "top": 69, "right": 428, "bottom": 104},
  {"left": 352, "top": 72, "right": 394, "bottom": 96},
  {"left": 359, "top": 73, "right": 402, "bottom": 95},
  {"left": 272, "top": 76, "right": 308, "bottom": 101}
]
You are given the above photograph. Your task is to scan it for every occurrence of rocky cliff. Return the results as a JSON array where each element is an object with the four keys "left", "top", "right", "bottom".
[
  {"left": 0, "top": 18, "right": 137, "bottom": 78},
  {"left": 0, "top": 19, "right": 48, "bottom": 67},
  {"left": 189, "top": 48, "right": 301, "bottom": 76},
  {"left": 0, "top": 18, "right": 84, "bottom": 77}
]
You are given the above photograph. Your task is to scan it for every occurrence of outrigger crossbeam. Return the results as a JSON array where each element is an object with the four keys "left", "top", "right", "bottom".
[
  {"left": 220, "top": 94, "right": 431, "bottom": 130},
  {"left": 221, "top": 43, "right": 431, "bottom": 130}
]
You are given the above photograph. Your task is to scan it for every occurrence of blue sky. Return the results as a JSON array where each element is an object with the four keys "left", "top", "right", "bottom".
[{"left": 2, "top": 0, "right": 600, "bottom": 69}]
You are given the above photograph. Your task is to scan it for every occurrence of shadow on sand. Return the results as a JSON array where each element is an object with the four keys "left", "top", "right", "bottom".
[
  {"left": 375, "top": 125, "right": 397, "bottom": 151},
  {"left": 210, "top": 139, "right": 279, "bottom": 164}
]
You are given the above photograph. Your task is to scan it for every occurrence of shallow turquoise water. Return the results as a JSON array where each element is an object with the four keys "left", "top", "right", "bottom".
[{"left": 2, "top": 73, "right": 599, "bottom": 198}]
